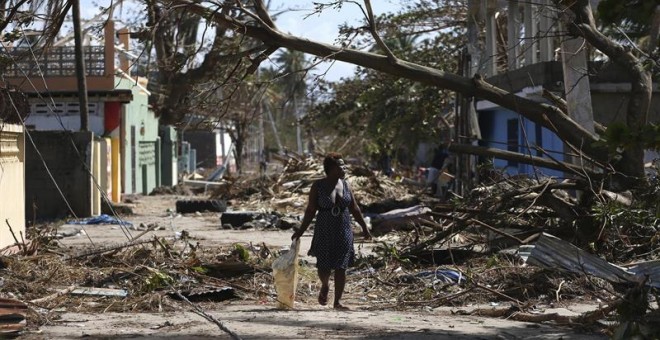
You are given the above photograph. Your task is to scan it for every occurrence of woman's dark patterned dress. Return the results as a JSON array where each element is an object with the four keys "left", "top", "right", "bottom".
[{"left": 309, "top": 179, "right": 355, "bottom": 270}]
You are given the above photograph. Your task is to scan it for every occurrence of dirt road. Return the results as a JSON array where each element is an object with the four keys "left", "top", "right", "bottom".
[{"left": 18, "top": 195, "right": 607, "bottom": 339}]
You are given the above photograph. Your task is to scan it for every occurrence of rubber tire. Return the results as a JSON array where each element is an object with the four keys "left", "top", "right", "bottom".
[
  {"left": 176, "top": 199, "right": 227, "bottom": 213},
  {"left": 220, "top": 211, "right": 262, "bottom": 227}
]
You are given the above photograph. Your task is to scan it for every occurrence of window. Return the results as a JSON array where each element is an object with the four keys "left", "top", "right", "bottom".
[
  {"left": 507, "top": 118, "right": 519, "bottom": 167},
  {"left": 535, "top": 123, "right": 543, "bottom": 157}
]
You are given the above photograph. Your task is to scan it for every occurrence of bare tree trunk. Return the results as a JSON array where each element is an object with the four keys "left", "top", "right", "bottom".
[
  {"left": 266, "top": 105, "right": 283, "bottom": 151},
  {"left": 295, "top": 99, "right": 303, "bottom": 154},
  {"left": 561, "top": 0, "right": 652, "bottom": 182},
  {"left": 167, "top": 0, "right": 650, "bottom": 181},
  {"left": 175, "top": 0, "right": 603, "bottom": 161},
  {"left": 447, "top": 143, "right": 589, "bottom": 175},
  {"left": 232, "top": 122, "right": 244, "bottom": 175}
]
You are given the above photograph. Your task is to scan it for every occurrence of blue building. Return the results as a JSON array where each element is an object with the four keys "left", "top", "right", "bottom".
[
  {"left": 477, "top": 107, "right": 565, "bottom": 179},
  {"left": 473, "top": 61, "right": 660, "bottom": 180}
]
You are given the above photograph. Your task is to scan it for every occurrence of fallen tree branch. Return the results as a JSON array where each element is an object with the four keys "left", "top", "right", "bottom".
[
  {"left": 364, "top": 0, "right": 397, "bottom": 64},
  {"left": 172, "top": 290, "right": 242, "bottom": 339},
  {"left": 469, "top": 302, "right": 618, "bottom": 325},
  {"left": 542, "top": 89, "right": 607, "bottom": 134},
  {"left": 65, "top": 239, "right": 154, "bottom": 260},
  {"left": 5, "top": 219, "right": 25, "bottom": 253},
  {"left": 560, "top": 0, "right": 651, "bottom": 179},
  {"left": 468, "top": 218, "right": 524, "bottom": 245},
  {"left": 473, "top": 282, "right": 522, "bottom": 305},
  {"left": 446, "top": 143, "right": 594, "bottom": 176},
  {"left": 165, "top": 0, "right": 607, "bottom": 164},
  {"left": 29, "top": 285, "right": 76, "bottom": 305},
  {"left": 378, "top": 288, "right": 474, "bottom": 309},
  {"left": 401, "top": 219, "right": 470, "bottom": 258}
]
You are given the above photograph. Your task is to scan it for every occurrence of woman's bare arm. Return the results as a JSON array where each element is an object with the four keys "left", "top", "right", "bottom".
[
  {"left": 348, "top": 185, "right": 372, "bottom": 239},
  {"left": 292, "top": 181, "right": 319, "bottom": 239}
]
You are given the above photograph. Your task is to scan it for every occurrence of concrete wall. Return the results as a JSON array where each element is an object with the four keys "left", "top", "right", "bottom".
[
  {"left": 479, "top": 109, "right": 564, "bottom": 178},
  {"left": 25, "top": 101, "right": 105, "bottom": 135},
  {"left": 591, "top": 91, "right": 660, "bottom": 126},
  {"left": 160, "top": 126, "right": 178, "bottom": 186},
  {"left": 0, "top": 124, "right": 25, "bottom": 248},
  {"left": 115, "top": 76, "right": 160, "bottom": 195},
  {"left": 484, "top": 61, "right": 660, "bottom": 125},
  {"left": 25, "top": 131, "right": 94, "bottom": 220}
]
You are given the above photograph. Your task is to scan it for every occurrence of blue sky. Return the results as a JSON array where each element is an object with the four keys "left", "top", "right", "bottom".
[
  {"left": 79, "top": 0, "right": 399, "bottom": 81},
  {"left": 268, "top": 0, "right": 399, "bottom": 81}
]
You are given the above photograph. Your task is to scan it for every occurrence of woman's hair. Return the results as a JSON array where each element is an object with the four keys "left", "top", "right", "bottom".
[{"left": 323, "top": 152, "right": 343, "bottom": 174}]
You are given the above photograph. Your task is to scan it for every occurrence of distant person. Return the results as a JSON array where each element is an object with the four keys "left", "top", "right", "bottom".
[
  {"left": 427, "top": 146, "right": 449, "bottom": 197},
  {"left": 291, "top": 152, "right": 372, "bottom": 310},
  {"left": 259, "top": 149, "right": 268, "bottom": 175},
  {"left": 307, "top": 138, "right": 316, "bottom": 156},
  {"left": 379, "top": 151, "right": 393, "bottom": 177}
]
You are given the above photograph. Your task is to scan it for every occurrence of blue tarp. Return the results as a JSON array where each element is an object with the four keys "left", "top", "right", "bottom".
[{"left": 68, "top": 214, "right": 132, "bottom": 225}]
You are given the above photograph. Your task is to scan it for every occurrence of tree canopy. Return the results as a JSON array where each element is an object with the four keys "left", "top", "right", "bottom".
[
  {"left": 4, "top": 0, "right": 656, "bottom": 184},
  {"left": 139, "top": 0, "right": 653, "bottom": 183}
]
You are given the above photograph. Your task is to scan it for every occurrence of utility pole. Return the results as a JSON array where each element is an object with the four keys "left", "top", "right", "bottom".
[{"left": 72, "top": 0, "right": 89, "bottom": 131}]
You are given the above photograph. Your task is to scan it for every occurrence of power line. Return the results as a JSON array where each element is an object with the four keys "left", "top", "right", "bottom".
[{"left": 1, "top": 32, "right": 137, "bottom": 243}]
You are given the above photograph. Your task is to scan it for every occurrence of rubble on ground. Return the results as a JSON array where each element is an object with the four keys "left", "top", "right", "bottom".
[
  {"left": 209, "top": 154, "right": 417, "bottom": 213},
  {"left": 4, "top": 153, "right": 660, "bottom": 337}
]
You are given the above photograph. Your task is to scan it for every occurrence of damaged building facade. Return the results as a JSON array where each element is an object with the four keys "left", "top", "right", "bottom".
[
  {"left": 2, "top": 21, "right": 173, "bottom": 220},
  {"left": 455, "top": 0, "right": 660, "bottom": 181}
]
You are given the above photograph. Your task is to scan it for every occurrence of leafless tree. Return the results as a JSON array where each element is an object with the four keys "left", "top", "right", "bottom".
[{"left": 140, "top": 0, "right": 656, "bottom": 187}]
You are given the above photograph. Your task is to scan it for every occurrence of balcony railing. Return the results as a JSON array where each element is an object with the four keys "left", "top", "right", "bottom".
[{"left": 3, "top": 46, "right": 106, "bottom": 77}]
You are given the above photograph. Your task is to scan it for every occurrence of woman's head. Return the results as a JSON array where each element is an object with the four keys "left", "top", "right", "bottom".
[{"left": 323, "top": 152, "right": 346, "bottom": 178}]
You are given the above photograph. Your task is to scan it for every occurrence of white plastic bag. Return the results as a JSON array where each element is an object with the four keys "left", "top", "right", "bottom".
[{"left": 272, "top": 238, "right": 301, "bottom": 309}]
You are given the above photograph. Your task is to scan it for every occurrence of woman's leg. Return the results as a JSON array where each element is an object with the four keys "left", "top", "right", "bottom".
[
  {"left": 318, "top": 268, "right": 331, "bottom": 305},
  {"left": 333, "top": 269, "right": 348, "bottom": 309}
]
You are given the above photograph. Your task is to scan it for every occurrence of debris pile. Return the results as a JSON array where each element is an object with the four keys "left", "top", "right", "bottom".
[
  {"left": 210, "top": 155, "right": 417, "bottom": 212},
  {"left": 0, "top": 230, "right": 278, "bottom": 320},
  {"left": 5, "top": 156, "right": 660, "bottom": 337}
]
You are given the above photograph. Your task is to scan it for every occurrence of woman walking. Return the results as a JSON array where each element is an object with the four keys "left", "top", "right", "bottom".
[{"left": 292, "top": 153, "right": 372, "bottom": 309}]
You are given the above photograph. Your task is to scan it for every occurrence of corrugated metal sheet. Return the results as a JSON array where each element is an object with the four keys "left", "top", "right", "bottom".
[
  {"left": 623, "top": 260, "right": 660, "bottom": 288},
  {"left": 0, "top": 298, "right": 27, "bottom": 335},
  {"left": 521, "top": 233, "right": 659, "bottom": 287}
]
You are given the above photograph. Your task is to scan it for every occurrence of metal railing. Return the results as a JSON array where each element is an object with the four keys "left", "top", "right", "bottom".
[{"left": 3, "top": 46, "right": 106, "bottom": 77}]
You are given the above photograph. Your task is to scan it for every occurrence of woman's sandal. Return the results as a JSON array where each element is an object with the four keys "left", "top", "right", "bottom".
[{"left": 318, "top": 286, "right": 329, "bottom": 306}]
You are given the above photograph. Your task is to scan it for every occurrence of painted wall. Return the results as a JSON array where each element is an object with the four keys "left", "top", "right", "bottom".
[
  {"left": 25, "top": 101, "right": 105, "bottom": 135},
  {"left": 479, "top": 109, "right": 565, "bottom": 178},
  {"left": 24, "top": 100, "right": 119, "bottom": 206},
  {"left": 25, "top": 131, "right": 94, "bottom": 220},
  {"left": 159, "top": 126, "right": 178, "bottom": 186},
  {"left": 0, "top": 124, "right": 25, "bottom": 248},
  {"left": 115, "top": 76, "right": 160, "bottom": 195}
]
